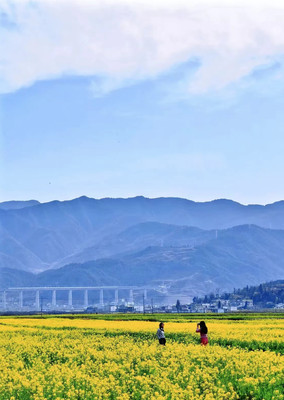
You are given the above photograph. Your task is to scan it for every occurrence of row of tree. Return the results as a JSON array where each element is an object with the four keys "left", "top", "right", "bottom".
[{"left": 192, "top": 280, "right": 284, "bottom": 307}]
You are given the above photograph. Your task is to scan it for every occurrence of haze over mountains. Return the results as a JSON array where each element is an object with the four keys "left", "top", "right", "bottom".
[
  {"left": 0, "top": 200, "right": 40, "bottom": 210},
  {"left": 1, "top": 196, "right": 284, "bottom": 296}
]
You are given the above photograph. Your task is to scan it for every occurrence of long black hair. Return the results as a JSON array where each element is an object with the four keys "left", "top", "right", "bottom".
[
  {"left": 199, "top": 321, "right": 208, "bottom": 334},
  {"left": 159, "top": 322, "right": 164, "bottom": 330}
]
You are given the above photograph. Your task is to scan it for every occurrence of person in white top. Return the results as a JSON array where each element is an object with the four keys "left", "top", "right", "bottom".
[{"left": 157, "top": 322, "right": 166, "bottom": 345}]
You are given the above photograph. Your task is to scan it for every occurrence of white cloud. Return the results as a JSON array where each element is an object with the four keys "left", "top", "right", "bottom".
[{"left": 0, "top": 0, "right": 284, "bottom": 94}]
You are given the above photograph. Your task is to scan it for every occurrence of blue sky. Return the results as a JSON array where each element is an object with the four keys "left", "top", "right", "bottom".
[{"left": 1, "top": 0, "right": 284, "bottom": 204}]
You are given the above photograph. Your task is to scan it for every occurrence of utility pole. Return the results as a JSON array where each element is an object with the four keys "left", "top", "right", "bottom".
[
  {"left": 151, "top": 298, "right": 154, "bottom": 314},
  {"left": 143, "top": 293, "right": 145, "bottom": 314}
]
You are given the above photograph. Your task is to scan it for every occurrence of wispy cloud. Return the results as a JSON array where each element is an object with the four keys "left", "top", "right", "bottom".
[{"left": 1, "top": 0, "right": 284, "bottom": 95}]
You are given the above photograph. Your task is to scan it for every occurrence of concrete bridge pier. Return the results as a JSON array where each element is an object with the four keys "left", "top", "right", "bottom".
[
  {"left": 84, "top": 289, "right": 88, "bottom": 307},
  {"left": 35, "top": 290, "right": 40, "bottom": 311},
  {"left": 68, "top": 290, "right": 73, "bottom": 307},
  {"left": 129, "top": 289, "right": 134, "bottom": 303},
  {"left": 3, "top": 291, "right": 7, "bottom": 310},
  {"left": 19, "top": 291, "right": 23, "bottom": 308},
  {"left": 99, "top": 289, "right": 104, "bottom": 306},
  {"left": 114, "top": 289, "right": 118, "bottom": 305},
  {"left": 52, "top": 290, "right": 57, "bottom": 308}
]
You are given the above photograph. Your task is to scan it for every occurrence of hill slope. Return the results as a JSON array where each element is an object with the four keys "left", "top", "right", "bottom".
[
  {"left": 2, "top": 196, "right": 284, "bottom": 272},
  {"left": 0, "top": 200, "right": 40, "bottom": 210},
  {"left": 2, "top": 225, "right": 284, "bottom": 297}
]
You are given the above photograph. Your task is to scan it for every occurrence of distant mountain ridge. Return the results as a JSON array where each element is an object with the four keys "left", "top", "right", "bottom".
[
  {"left": 54, "top": 222, "right": 215, "bottom": 268},
  {"left": 0, "top": 200, "right": 40, "bottom": 210},
  {"left": 0, "top": 196, "right": 284, "bottom": 294},
  {"left": 1, "top": 224, "right": 284, "bottom": 297}
]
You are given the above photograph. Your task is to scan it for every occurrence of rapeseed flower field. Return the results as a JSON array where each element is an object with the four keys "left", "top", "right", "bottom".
[{"left": 0, "top": 315, "right": 283, "bottom": 399}]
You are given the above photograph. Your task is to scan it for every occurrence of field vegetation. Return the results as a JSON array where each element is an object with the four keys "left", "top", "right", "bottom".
[{"left": 0, "top": 314, "right": 283, "bottom": 400}]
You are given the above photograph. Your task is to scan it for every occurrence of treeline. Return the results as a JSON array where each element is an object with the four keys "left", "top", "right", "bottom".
[{"left": 193, "top": 280, "right": 284, "bottom": 307}]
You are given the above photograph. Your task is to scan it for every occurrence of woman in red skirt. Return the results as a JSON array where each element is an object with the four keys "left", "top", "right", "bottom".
[{"left": 196, "top": 321, "right": 208, "bottom": 345}]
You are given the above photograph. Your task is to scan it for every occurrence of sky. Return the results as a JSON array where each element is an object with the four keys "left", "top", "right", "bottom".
[{"left": 1, "top": 0, "right": 284, "bottom": 205}]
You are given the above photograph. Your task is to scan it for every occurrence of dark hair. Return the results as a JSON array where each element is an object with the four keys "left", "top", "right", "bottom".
[
  {"left": 159, "top": 322, "right": 164, "bottom": 329},
  {"left": 199, "top": 321, "right": 208, "bottom": 334}
]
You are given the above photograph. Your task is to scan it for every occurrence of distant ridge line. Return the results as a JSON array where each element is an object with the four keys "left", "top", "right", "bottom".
[{"left": 1, "top": 195, "right": 284, "bottom": 208}]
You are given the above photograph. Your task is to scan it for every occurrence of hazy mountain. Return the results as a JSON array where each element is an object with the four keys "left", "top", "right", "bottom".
[
  {"left": 0, "top": 200, "right": 40, "bottom": 210},
  {"left": 54, "top": 222, "right": 215, "bottom": 268},
  {"left": 0, "top": 236, "right": 46, "bottom": 272},
  {"left": 2, "top": 196, "right": 284, "bottom": 273},
  {"left": 0, "top": 268, "right": 34, "bottom": 289},
  {"left": 2, "top": 225, "right": 284, "bottom": 297}
]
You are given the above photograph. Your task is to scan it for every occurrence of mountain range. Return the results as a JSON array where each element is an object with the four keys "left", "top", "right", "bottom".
[{"left": 1, "top": 196, "right": 284, "bottom": 296}]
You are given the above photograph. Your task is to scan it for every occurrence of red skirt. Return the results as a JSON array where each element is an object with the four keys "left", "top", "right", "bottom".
[{"left": 201, "top": 337, "right": 208, "bottom": 345}]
